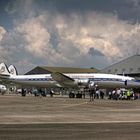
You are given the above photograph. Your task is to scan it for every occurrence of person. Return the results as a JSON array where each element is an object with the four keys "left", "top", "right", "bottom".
[
  {"left": 108, "top": 91, "right": 112, "bottom": 99},
  {"left": 100, "top": 90, "right": 104, "bottom": 99},
  {"left": 127, "top": 89, "right": 131, "bottom": 100},
  {"left": 112, "top": 89, "right": 117, "bottom": 100},
  {"left": 89, "top": 89, "right": 95, "bottom": 102},
  {"left": 50, "top": 89, "right": 54, "bottom": 97},
  {"left": 21, "top": 88, "right": 26, "bottom": 97},
  {"left": 95, "top": 89, "right": 100, "bottom": 99}
]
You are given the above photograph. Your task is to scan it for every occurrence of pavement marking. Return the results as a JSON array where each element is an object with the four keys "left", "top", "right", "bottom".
[
  {"left": 60, "top": 101, "right": 89, "bottom": 108},
  {"left": 1, "top": 120, "right": 140, "bottom": 124}
]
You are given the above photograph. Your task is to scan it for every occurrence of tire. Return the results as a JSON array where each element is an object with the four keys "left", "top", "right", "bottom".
[{"left": 69, "top": 93, "right": 75, "bottom": 98}]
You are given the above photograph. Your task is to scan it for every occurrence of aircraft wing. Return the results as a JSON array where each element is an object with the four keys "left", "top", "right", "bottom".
[
  {"left": 51, "top": 72, "right": 77, "bottom": 88},
  {"left": 0, "top": 74, "right": 11, "bottom": 85}
]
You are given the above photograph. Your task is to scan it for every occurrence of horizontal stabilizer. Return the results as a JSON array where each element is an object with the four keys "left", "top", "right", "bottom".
[
  {"left": 51, "top": 72, "right": 77, "bottom": 87},
  {"left": 0, "top": 74, "right": 10, "bottom": 78}
]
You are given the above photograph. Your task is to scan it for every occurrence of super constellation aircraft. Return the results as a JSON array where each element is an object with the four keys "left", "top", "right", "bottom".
[{"left": 0, "top": 63, "right": 140, "bottom": 90}]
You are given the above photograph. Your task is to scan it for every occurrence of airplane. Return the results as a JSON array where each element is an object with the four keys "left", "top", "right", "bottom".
[{"left": 0, "top": 62, "right": 140, "bottom": 94}]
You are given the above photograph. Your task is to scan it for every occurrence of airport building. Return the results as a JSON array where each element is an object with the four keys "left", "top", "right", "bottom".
[
  {"left": 25, "top": 66, "right": 98, "bottom": 75},
  {"left": 25, "top": 55, "right": 140, "bottom": 78},
  {"left": 23, "top": 55, "right": 140, "bottom": 96},
  {"left": 101, "top": 54, "right": 140, "bottom": 78}
]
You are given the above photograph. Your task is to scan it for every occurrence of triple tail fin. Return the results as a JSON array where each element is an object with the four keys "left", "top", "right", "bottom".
[
  {"left": 8, "top": 65, "right": 18, "bottom": 75},
  {"left": 0, "top": 63, "right": 10, "bottom": 76}
]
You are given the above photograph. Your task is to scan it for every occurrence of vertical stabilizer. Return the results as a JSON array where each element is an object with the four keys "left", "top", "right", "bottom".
[
  {"left": 8, "top": 65, "right": 18, "bottom": 75},
  {"left": 0, "top": 63, "right": 10, "bottom": 75}
]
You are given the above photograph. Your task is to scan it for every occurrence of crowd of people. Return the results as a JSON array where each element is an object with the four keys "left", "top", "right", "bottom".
[
  {"left": 89, "top": 88, "right": 140, "bottom": 101},
  {"left": 19, "top": 86, "right": 140, "bottom": 101},
  {"left": 108, "top": 89, "right": 140, "bottom": 100}
]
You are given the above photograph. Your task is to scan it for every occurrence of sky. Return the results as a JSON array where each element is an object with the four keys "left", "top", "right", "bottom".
[{"left": 0, "top": 0, "right": 140, "bottom": 74}]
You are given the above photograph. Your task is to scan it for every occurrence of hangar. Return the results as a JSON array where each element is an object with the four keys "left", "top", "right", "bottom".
[
  {"left": 101, "top": 54, "right": 140, "bottom": 78},
  {"left": 24, "top": 66, "right": 98, "bottom": 98},
  {"left": 25, "top": 55, "right": 140, "bottom": 78},
  {"left": 25, "top": 66, "right": 98, "bottom": 75}
]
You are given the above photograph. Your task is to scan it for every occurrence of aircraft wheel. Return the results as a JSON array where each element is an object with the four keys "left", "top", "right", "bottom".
[{"left": 69, "top": 92, "right": 75, "bottom": 98}]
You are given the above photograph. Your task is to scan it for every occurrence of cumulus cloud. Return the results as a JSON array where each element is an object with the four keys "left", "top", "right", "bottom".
[
  {"left": 0, "top": 26, "right": 6, "bottom": 41},
  {"left": 1, "top": 2, "right": 140, "bottom": 73},
  {"left": 0, "top": 26, "right": 9, "bottom": 61},
  {"left": 16, "top": 16, "right": 51, "bottom": 56},
  {"left": 5, "top": 0, "right": 35, "bottom": 16}
]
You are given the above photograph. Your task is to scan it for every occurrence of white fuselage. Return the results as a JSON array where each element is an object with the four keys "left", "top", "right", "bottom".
[
  {"left": 7, "top": 73, "right": 139, "bottom": 89},
  {"left": 9, "top": 74, "right": 59, "bottom": 88}
]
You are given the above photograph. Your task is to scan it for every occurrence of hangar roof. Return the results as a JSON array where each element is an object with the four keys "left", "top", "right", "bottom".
[
  {"left": 101, "top": 54, "right": 140, "bottom": 76},
  {"left": 25, "top": 66, "right": 98, "bottom": 75}
]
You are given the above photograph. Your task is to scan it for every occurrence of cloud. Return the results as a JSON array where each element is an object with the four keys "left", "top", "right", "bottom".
[
  {"left": 5, "top": 1, "right": 17, "bottom": 14},
  {"left": 0, "top": 26, "right": 9, "bottom": 61},
  {"left": 16, "top": 15, "right": 51, "bottom": 56},
  {"left": 0, "top": 26, "right": 6, "bottom": 41},
  {"left": 1, "top": 4, "right": 140, "bottom": 73},
  {"left": 5, "top": 0, "right": 34, "bottom": 16},
  {"left": 88, "top": 48, "right": 105, "bottom": 56},
  {"left": 125, "top": 0, "right": 140, "bottom": 8}
]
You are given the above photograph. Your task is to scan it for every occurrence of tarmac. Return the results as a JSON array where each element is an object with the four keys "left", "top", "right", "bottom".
[{"left": 0, "top": 94, "right": 140, "bottom": 140}]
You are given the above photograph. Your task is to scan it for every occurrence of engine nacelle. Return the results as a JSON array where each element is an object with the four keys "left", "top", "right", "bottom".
[
  {"left": 88, "top": 81, "right": 95, "bottom": 88},
  {"left": 76, "top": 79, "right": 88, "bottom": 86}
]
